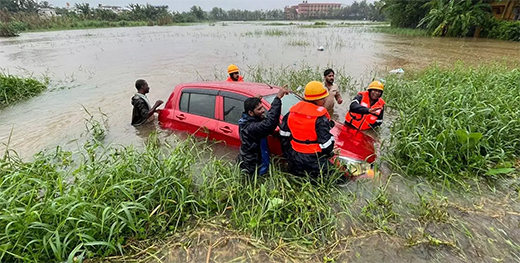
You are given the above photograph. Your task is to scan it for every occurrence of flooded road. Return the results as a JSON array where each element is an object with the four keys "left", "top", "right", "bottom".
[{"left": 1, "top": 22, "right": 519, "bottom": 157}]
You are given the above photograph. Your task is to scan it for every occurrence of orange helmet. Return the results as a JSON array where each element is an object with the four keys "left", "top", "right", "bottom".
[
  {"left": 367, "top": 81, "right": 384, "bottom": 91},
  {"left": 304, "top": 81, "right": 329, "bottom": 101},
  {"left": 227, "top": 64, "right": 239, "bottom": 74}
]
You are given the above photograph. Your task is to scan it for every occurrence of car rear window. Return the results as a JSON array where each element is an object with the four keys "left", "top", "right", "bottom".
[{"left": 179, "top": 92, "right": 216, "bottom": 119}]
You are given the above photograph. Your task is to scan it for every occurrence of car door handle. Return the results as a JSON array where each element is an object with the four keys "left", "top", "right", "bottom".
[
  {"left": 175, "top": 114, "right": 186, "bottom": 120},
  {"left": 219, "top": 126, "right": 232, "bottom": 133}
]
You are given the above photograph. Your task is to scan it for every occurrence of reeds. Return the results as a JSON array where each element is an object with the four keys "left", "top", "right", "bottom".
[
  {"left": 0, "top": 73, "right": 47, "bottom": 108},
  {"left": 384, "top": 63, "right": 520, "bottom": 185}
]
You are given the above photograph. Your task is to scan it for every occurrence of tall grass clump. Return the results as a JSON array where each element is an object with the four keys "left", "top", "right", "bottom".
[
  {"left": 0, "top": 73, "right": 47, "bottom": 108},
  {"left": 0, "top": 132, "right": 199, "bottom": 262},
  {"left": 197, "top": 162, "right": 349, "bottom": 245},
  {"left": 385, "top": 63, "right": 520, "bottom": 184},
  {"left": 247, "top": 64, "right": 354, "bottom": 93}
]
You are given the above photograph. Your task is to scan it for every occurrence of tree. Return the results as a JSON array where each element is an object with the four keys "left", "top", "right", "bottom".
[
  {"left": 418, "top": 0, "right": 491, "bottom": 37},
  {"left": 381, "top": 0, "right": 431, "bottom": 28},
  {"left": 189, "top": 5, "right": 205, "bottom": 20}
]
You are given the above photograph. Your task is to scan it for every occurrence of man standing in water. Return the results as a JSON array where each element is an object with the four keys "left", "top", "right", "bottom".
[
  {"left": 280, "top": 81, "right": 335, "bottom": 177},
  {"left": 344, "top": 80, "right": 385, "bottom": 130},
  {"left": 238, "top": 86, "right": 289, "bottom": 175},
  {"left": 322, "top": 69, "right": 343, "bottom": 117},
  {"left": 131, "top": 79, "right": 163, "bottom": 126},
  {"left": 227, "top": 64, "right": 244, "bottom": 82}
]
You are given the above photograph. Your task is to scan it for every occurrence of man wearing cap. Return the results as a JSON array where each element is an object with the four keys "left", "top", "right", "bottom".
[
  {"left": 227, "top": 64, "right": 244, "bottom": 82},
  {"left": 279, "top": 81, "right": 335, "bottom": 177},
  {"left": 344, "top": 80, "right": 385, "bottom": 130}
]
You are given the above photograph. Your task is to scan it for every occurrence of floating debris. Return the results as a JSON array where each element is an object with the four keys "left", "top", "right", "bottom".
[{"left": 389, "top": 68, "right": 405, "bottom": 74}]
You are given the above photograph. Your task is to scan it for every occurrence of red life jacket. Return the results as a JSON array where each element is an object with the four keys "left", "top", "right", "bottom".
[
  {"left": 226, "top": 75, "right": 244, "bottom": 82},
  {"left": 345, "top": 91, "right": 385, "bottom": 130},
  {"left": 287, "top": 101, "right": 331, "bottom": 154}
]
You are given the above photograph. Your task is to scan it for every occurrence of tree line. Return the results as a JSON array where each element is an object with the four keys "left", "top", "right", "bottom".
[{"left": 381, "top": 0, "right": 519, "bottom": 41}]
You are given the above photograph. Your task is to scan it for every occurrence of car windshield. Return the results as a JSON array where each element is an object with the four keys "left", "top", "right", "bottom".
[{"left": 263, "top": 93, "right": 301, "bottom": 116}]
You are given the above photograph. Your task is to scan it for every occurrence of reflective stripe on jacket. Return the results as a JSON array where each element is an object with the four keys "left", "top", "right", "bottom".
[
  {"left": 287, "top": 101, "right": 331, "bottom": 154},
  {"left": 345, "top": 91, "right": 385, "bottom": 130}
]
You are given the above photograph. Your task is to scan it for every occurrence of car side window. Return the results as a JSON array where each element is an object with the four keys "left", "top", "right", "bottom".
[
  {"left": 179, "top": 92, "right": 216, "bottom": 119},
  {"left": 223, "top": 97, "right": 244, "bottom": 125}
]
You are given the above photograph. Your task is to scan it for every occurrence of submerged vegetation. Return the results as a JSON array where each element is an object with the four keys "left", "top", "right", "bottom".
[{"left": 0, "top": 73, "right": 47, "bottom": 108}]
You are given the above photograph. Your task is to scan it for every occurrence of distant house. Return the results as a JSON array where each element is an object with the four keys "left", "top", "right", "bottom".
[
  {"left": 489, "top": 0, "right": 520, "bottom": 21},
  {"left": 96, "top": 4, "right": 127, "bottom": 14},
  {"left": 38, "top": 8, "right": 57, "bottom": 17},
  {"left": 284, "top": 1, "right": 342, "bottom": 20}
]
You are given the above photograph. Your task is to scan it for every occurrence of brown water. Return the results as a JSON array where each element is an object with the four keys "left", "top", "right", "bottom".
[{"left": 1, "top": 22, "right": 519, "bottom": 157}]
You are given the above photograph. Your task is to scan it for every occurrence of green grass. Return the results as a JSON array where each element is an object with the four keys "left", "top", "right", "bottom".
[
  {"left": 246, "top": 64, "right": 355, "bottom": 93},
  {"left": 372, "top": 26, "right": 430, "bottom": 37},
  {"left": 384, "top": 63, "right": 520, "bottom": 186},
  {"left": 0, "top": 73, "right": 47, "bottom": 108}
]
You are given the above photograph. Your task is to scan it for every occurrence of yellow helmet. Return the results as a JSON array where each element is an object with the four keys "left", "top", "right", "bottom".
[
  {"left": 367, "top": 81, "right": 384, "bottom": 91},
  {"left": 227, "top": 64, "right": 239, "bottom": 74},
  {"left": 304, "top": 81, "right": 329, "bottom": 101}
]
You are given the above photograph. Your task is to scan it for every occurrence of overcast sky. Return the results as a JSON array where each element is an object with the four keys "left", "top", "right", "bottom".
[{"left": 48, "top": 0, "right": 374, "bottom": 12}]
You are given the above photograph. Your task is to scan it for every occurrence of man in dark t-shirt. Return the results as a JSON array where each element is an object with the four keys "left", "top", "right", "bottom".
[{"left": 131, "top": 79, "right": 163, "bottom": 126}]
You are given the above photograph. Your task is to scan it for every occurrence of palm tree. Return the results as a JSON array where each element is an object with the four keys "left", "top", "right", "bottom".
[{"left": 418, "top": 0, "right": 491, "bottom": 37}]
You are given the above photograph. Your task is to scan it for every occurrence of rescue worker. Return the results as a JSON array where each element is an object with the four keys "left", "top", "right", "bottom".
[
  {"left": 322, "top": 68, "right": 343, "bottom": 117},
  {"left": 344, "top": 80, "right": 385, "bottom": 130},
  {"left": 238, "top": 86, "right": 289, "bottom": 175},
  {"left": 227, "top": 64, "right": 244, "bottom": 82},
  {"left": 280, "top": 81, "right": 335, "bottom": 177}
]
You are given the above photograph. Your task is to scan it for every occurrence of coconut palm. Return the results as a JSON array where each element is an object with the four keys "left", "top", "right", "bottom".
[{"left": 418, "top": 0, "right": 491, "bottom": 37}]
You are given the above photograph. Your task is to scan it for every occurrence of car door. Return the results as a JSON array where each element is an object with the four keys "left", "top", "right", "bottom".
[
  {"left": 214, "top": 91, "right": 247, "bottom": 147},
  {"left": 175, "top": 88, "right": 219, "bottom": 139}
]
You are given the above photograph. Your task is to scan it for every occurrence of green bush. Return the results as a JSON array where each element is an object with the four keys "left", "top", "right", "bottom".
[
  {"left": 0, "top": 22, "right": 23, "bottom": 37},
  {"left": 385, "top": 63, "right": 520, "bottom": 183},
  {"left": 487, "top": 20, "right": 520, "bottom": 41}
]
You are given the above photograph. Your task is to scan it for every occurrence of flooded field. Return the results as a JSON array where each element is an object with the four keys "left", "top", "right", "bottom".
[
  {"left": 1, "top": 22, "right": 519, "bottom": 157},
  {"left": 1, "top": 22, "right": 520, "bottom": 263}
]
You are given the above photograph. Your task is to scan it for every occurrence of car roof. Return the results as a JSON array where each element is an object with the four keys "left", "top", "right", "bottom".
[{"left": 175, "top": 81, "right": 280, "bottom": 96}]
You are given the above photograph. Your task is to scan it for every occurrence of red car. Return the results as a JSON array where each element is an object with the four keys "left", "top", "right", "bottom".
[{"left": 158, "top": 81, "right": 377, "bottom": 177}]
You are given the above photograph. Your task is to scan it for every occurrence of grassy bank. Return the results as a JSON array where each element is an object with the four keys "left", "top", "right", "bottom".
[
  {"left": 0, "top": 73, "right": 47, "bottom": 108},
  {"left": 2, "top": 128, "right": 519, "bottom": 262},
  {"left": 384, "top": 63, "right": 520, "bottom": 186}
]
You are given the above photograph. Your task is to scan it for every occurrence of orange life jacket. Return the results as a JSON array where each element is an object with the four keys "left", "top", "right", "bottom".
[
  {"left": 226, "top": 75, "right": 244, "bottom": 82},
  {"left": 345, "top": 91, "right": 385, "bottom": 130},
  {"left": 287, "top": 101, "right": 331, "bottom": 154}
]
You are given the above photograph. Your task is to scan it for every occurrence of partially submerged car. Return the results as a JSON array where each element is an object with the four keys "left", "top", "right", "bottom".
[{"left": 158, "top": 81, "right": 377, "bottom": 178}]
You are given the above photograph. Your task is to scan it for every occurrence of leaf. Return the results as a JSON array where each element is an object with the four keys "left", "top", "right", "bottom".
[
  {"left": 486, "top": 168, "right": 515, "bottom": 176},
  {"left": 267, "top": 197, "right": 284, "bottom": 211}
]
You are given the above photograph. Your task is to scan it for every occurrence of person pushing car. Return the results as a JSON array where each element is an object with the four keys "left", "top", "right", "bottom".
[
  {"left": 279, "top": 81, "right": 335, "bottom": 177},
  {"left": 237, "top": 85, "right": 289, "bottom": 175}
]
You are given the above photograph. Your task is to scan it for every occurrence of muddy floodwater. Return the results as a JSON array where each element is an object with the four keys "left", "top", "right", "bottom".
[
  {"left": 1, "top": 22, "right": 520, "bottom": 263},
  {"left": 1, "top": 22, "right": 519, "bottom": 157}
]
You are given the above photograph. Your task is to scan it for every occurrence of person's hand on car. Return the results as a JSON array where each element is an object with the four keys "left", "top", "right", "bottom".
[{"left": 277, "top": 85, "right": 289, "bottom": 99}]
